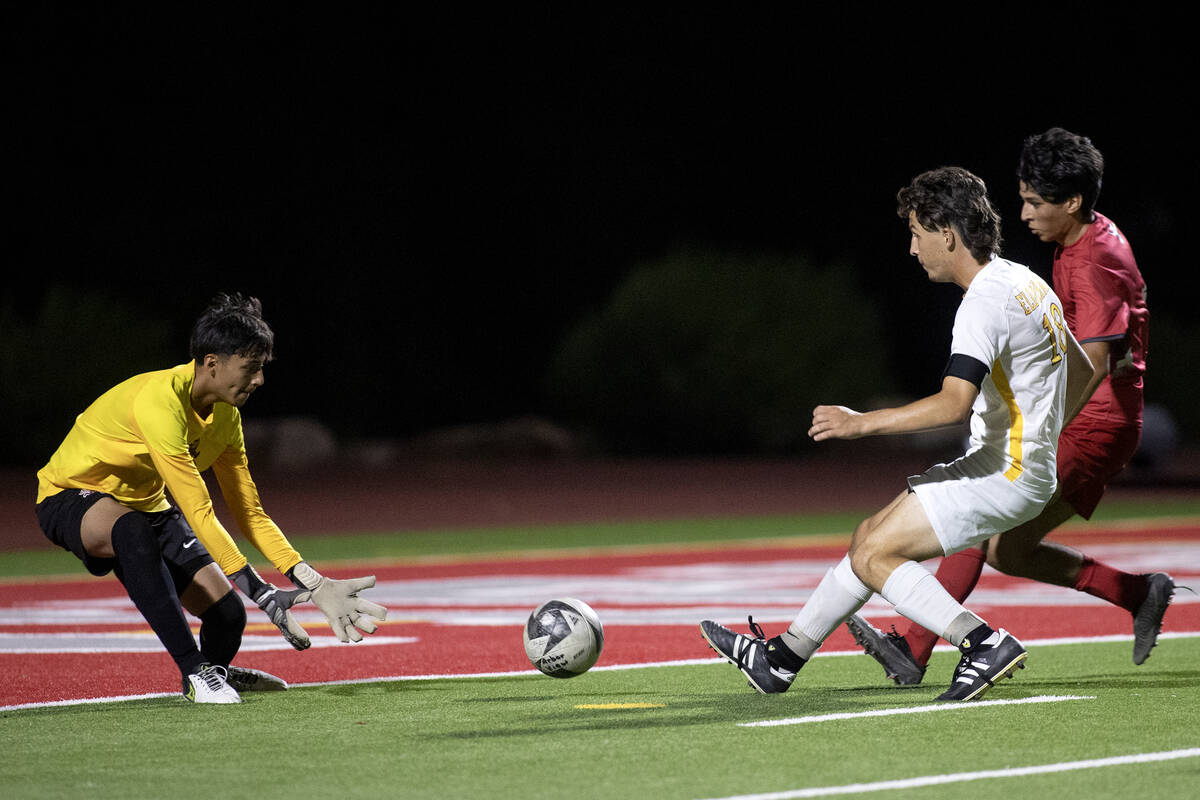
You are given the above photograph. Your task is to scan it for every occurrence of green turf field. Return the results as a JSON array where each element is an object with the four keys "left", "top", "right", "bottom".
[
  {"left": 2, "top": 497, "right": 1198, "bottom": 799},
  {"left": 2, "top": 638, "right": 1197, "bottom": 800}
]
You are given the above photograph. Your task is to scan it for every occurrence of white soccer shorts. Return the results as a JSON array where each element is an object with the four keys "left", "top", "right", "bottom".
[{"left": 907, "top": 451, "right": 1055, "bottom": 555}]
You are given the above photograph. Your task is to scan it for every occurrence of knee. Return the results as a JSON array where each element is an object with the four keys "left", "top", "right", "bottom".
[
  {"left": 848, "top": 522, "right": 886, "bottom": 583},
  {"left": 109, "top": 513, "right": 158, "bottom": 559},
  {"left": 848, "top": 547, "right": 882, "bottom": 585},
  {"left": 199, "top": 590, "right": 245, "bottom": 668},
  {"left": 986, "top": 536, "right": 1024, "bottom": 575},
  {"left": 202, "top": 590, "right": 247, "bottom": 632}
]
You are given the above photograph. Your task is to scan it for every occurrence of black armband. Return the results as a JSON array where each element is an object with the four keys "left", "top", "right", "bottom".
[{"left": 942, "top": 353, "right": 989, "bottom": 389}]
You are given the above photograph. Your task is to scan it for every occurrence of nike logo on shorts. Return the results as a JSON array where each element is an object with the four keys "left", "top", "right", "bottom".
[{"left": 183, "top": 539, "right": 197, "bottom": 549}]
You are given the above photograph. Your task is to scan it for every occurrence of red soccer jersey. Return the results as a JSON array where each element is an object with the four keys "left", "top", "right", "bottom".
[{"left": 1053, "top": 212, "right": 1148, "bottom": 423}]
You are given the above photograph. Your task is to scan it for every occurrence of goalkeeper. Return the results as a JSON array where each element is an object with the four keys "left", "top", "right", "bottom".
[{"left": 35, "top": 293, "right": 387, "bottom": 703}]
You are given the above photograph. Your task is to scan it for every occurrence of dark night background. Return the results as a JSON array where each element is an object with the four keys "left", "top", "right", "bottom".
[{"left": 6, "top": 8, "right": 1197, "bottom": 466}]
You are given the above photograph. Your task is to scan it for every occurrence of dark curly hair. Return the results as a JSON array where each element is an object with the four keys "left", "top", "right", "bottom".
[
  {"left": 1017, "top": 127, "right": 1104, "bottom": 217},
  {"left": 896, "top": 166, "right": 1002, "bottom": 263},
  {"left": 189, "top": 293, "right": 274, "bottom": 362}
]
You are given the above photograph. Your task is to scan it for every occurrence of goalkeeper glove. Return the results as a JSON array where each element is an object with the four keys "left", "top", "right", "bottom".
[
  {"left": 230, "top": 564, "right": 312, "bottom": 651},
  {"left": 288, "top": 561, "right": 388, "bottom": 643}
]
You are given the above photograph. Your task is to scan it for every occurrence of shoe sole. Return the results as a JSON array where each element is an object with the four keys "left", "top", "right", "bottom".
[
  {"left": 845, "top": 617, "right": 925, "bottom": 686},
  {"left": 230, "top": 680, "right": 287, "bottom": 692},
  {"left": 699, "top": 625, "right": 773, "bottom": 695},
  {"left": 940, "top": 650, "right": 1028, "bottom": 702},
  {"left": 228, "top": 667, "right": 289, "bottom": 692}
]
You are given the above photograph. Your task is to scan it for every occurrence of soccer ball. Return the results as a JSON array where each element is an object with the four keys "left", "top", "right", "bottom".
[{"left": 523, "top": 598, "right": 604, "bottom": 678}]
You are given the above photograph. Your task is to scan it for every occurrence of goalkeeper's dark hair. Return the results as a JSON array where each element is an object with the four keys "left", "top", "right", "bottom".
[
  {"left": 896, "top": 166, "right": 1002, "bottom": 263},
  {"left": 189, "top": 293, "right": 274, "bottom": 362},
  {"left": 1017, "top": 126, "right": 1104, "bottom": 217}
]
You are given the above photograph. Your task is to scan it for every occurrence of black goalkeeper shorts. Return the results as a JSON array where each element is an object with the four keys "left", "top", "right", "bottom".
[{"left": 36, "top": 489, "right": 214, "bottom": 586}]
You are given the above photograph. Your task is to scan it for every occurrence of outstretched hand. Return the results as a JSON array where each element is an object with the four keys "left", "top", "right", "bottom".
[
  {"left": 290, "top": 563, "right": 389, "bottom": 643},
  {"left": 808, "top": 405, "right": 865, "bottom": 442},
  {"left": 230, "top": 564, "right": 312, "bottom": 650}
]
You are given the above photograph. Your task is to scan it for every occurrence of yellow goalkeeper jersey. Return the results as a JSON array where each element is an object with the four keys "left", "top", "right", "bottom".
[{"left": 36, "top": 363, "right": 302, "bottom": 578}]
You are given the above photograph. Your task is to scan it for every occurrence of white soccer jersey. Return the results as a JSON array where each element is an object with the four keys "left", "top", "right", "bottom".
[{"left": 952, "top": 257, "right": 1073, "bottom": 501}]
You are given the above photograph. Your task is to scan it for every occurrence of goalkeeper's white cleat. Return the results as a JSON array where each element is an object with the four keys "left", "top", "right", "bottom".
[
  {"left": 183, "top": 664, "right": 242, "bottom": 704},
  {"left": 226, "top": 665, "right": 288, "bottom": 692}
]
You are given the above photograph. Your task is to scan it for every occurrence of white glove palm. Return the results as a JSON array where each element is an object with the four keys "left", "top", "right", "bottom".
[{"left": 290, "top": 562, "right": 388, "bottom": 643}]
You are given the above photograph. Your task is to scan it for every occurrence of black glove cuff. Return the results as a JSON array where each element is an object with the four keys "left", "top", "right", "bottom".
[{"left": 230, "top": 564, "right": 270, "bottom": 602}]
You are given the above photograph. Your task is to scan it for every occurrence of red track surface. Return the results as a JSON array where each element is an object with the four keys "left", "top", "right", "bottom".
[{"left": 3, "top": 523, "right": 1198, "bottom": 709}]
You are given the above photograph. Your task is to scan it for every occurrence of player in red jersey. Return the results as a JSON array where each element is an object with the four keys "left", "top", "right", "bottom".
[{"left": 847, "top": 128, "right": 1172, "bottom": 684}]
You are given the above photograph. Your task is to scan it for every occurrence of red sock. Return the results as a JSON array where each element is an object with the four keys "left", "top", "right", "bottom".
[
  {"left": 903, "top": 547, "right": 986, "bottom": 665},
  {"left": 1073, "top": 557, "right": 1149, "bottom": 613}
]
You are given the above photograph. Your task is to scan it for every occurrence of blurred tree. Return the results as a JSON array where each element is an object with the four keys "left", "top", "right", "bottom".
[
  {"left": 546, "top": 247, "right": 895, "bottom": 454},
  {"left": 0, "top": 285, "right": 177, "bottom": 465}
]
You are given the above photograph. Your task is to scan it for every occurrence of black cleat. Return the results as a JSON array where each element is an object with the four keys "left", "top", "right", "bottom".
[
  {"left": 226, "top": 665, "right": 288, "bottom": 692},
  {"left": 1132, "top": 572, "right": 1174, "bottom": 665},
  {"left": 846, "top": 614, "right": 927, "bottom": 686},
  {"left": 936, "top": 629, "right": 1026, "bottom": 701},
  {"left": 700, "top": 617, "right": 800, "bottom": 694}
]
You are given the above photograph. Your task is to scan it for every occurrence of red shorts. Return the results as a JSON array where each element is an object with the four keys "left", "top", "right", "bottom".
[{"left": 1056, "top": 413, "right": 1142, "bottom": 519}]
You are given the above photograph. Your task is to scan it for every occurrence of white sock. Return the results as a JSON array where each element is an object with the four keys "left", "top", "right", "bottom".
[
  {"left": 881, "top": 560, "right": 983, "bottom": 645},
  {"left": 785, "top": 556, "right": 873, "bottom": 659}
]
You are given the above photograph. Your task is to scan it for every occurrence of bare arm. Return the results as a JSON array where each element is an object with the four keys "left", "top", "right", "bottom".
[
  {"left": 808, "top": 376, "right": 978, "bottom": 442},
  {"left": 1063, "top": 336, "right": 1104, "bottom": 425}
]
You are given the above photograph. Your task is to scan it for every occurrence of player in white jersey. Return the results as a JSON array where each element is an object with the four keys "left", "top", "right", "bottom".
[
  {"left": 701, "top": 167, "right": 1093, "bottom": 701},
  {"left": 910, "top": 256, "right": 1072, "bottom": 555}
]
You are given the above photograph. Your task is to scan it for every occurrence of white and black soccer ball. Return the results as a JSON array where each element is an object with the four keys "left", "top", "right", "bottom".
[{"left": 523, "top": 598, "right": 604, "bottom": 678}]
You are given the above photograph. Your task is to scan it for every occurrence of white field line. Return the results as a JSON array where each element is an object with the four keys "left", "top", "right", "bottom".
[
  {"left": 1, "top": 691, "right": 179, "bottom": 711},
  {"left": 694, "top": 748, "right": 1200, "bottom": 800},
  {"left": 740, "top": 694, "right": 1094, "bottom": 727},
  {"left": 4, "top": 631, "right": 1199, "bottom": 712}
]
